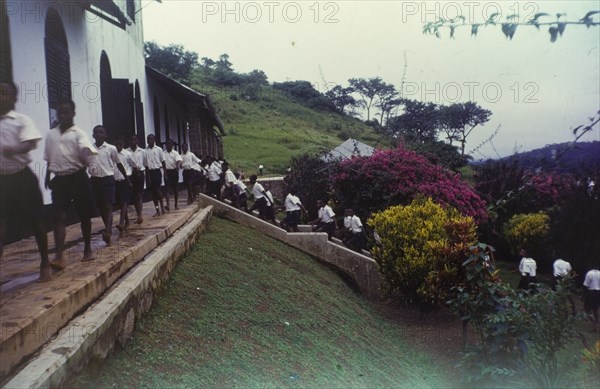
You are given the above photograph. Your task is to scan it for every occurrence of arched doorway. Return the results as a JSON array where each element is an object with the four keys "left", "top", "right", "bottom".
[{"left": 45, "top": 7, "right": 71, "bottom": 127}]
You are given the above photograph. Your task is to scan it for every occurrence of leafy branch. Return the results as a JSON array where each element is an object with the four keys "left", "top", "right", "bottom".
[{"left": 423, "top": 11, "right": 599, "bottom": 42}]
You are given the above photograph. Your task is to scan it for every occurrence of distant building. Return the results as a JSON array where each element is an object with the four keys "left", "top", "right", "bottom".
[
  {"left": 322, "top": 138, "right": 375, "bottom": 162},
  {"left": 1, "top": 0, "right": 225, "bottom": 204}
]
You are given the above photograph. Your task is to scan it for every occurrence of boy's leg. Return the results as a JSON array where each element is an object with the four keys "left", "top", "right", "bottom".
[
  {"left": 81, "top": 217, "right": 94, "bottom": 261},
  {"left": 72, "top": 170, "right": 96, "bottom": 261},
  {"left": 52, "top": 212, "right": 67, "bottom": 268}
]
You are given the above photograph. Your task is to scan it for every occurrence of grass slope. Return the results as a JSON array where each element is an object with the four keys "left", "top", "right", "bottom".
[
  {"left": 71, "top": 217, "right": 449, "bottom": 388},
  {"left": 192, "top": 79, "right": 385, "bottom": 175}
]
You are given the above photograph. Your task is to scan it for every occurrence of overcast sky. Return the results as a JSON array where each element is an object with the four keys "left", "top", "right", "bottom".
[{"left": 142, "top": 0, "right": 600, "bottom": 158}]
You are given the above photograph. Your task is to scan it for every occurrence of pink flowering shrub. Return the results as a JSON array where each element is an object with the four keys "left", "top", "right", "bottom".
[{"left": 332, "top": 146, "right": 488, "bottom": 224}]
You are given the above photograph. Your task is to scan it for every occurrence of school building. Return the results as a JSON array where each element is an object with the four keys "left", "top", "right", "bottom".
[{"left": 1, "top": 0, "right": 225, "bottom": 205}]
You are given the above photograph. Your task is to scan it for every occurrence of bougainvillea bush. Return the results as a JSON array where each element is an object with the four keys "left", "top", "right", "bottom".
[
  {"left": 368, "top": 197, "right": 477, "bottom": 307},
  {"left": 332, "top": 146, "right": 488, "bottom": 224}
]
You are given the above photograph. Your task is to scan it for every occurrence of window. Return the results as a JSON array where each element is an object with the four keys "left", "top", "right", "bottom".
[
  {"left": 44, "top": 8, "right": 71, "bottom": 127},
  {"left": 126, "top": 0, "right": 135, "bottom": 22}
]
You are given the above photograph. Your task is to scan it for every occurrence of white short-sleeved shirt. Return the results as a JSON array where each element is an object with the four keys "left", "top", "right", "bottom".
[
  {"left": 519, "top": 257, "right": 537, "bottom": 277},
  {"left": 164, "top": 149, "right": 182, "bottom": 170},
  {"left": 252, "top": 182, "right": 265, "bottom": 199},
  {"left": 265, "top": 190, "right": 274, "bottom": 206},
  {"left": 44, "top": 125, "right": 96, "bottom": 175},
  {"left": 318, "top": 205, "right": 335, "bottom": 223},
  {"left": 284, "top": 194, "right": 302, "bottom": 212},
  {"left": 344, "top": 215, "right": 363, "bottom": 233},
  {"left": 115, "top": 149, "right": 133, "bottom": 180},
  {"left": 181, "top": 152, "right": 200, "bottom": 170},
  {"left": 224, "top": 169, "right": 236, "bottom": 186},
  {"left": 88, "top": 142, "right": 119, "bottom": 178},
  {"left": 553, "top": 259, "right": 572, "bottom": 278},
  {"left": 207, "top": 161, "right": 222, "bottom": 182},
  {"left": 145, "top": 145, "right": 165, "bottom": 169},
  {"left": 0, "top": 110, "right": 42, "bottom": 174},
  {"left": 234, "top": 179, "right": 246, "bottom": 192},
  {"left": 126, "top": 147, "right": 146, "bottom": 171},
  {"left": 583, "top": 269, "right": 600, "bottom": 290}
]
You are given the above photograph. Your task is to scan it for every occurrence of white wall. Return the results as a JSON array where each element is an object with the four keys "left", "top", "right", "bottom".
[{"left": 6, "top": 1, "right": 157, "bottom": 204}]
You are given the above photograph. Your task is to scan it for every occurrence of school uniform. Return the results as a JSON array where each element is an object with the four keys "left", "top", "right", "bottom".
[
  {"left": 552, "top": 259, "right": 572, "bottom": 290},
  {"left": 343, "top": 214, "right": 364, "bottom": 252},
  {"left": 88, "top": 142, "right": 119, "bottom": 209},
  {"left": 583, "top": 269, "right": 600, "bottom": 311},
  {"left": 222, "top": 169, "right": 236, "bottom": 200},
  {"left": 0, "top": 110, "right": 43, "bottom": 222},
  {"left": 164, "top": 149, "right": 182, "bottom": 191},
  {"left": 264, "top": 190, "right": 275, "bottom": 220},
  {"left": 181, "top": 151, "right": 200, "bottom": 187},
  {"left": 317, "top": 205, "right": 336, "bottom": 238},
  {"left": 44, "top": 125, "right": 97, "bottom": 218},
  {"left": 517, "top": 257, "right": 537, "bottom": 290},
  {"left": 207, "top": 161, "right": 222, "bottom": 197},
  {"left": 283, "top": 194, "right": 302, "bottom": 228},
  {"left": 127, "top": 146, "right": 146, "bottom": 196},
  {"left": 145, "top": 145, "right": 165, "bottom": 190},
  {"left": 233, "top": 179, "right": 248, "bottom": 208},
  {"left": 115, "top": 148, "right": 134, "bottom": 204}
]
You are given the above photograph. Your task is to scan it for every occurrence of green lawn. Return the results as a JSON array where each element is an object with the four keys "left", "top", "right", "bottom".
[{"left": 70, "top": 217, "right": 450, "bottom": 388}]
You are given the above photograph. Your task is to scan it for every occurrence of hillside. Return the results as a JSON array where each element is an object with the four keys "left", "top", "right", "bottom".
[
  {"left": 70, "top": 217, "right": 451, "bottom": 388},
  {"left": 191, "top": 78, "right": 385, "bottom": 175}
]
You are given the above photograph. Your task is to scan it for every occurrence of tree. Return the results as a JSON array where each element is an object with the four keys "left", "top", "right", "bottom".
[
  {"left": 348, "top": 77, "right": 387, "bottom": 121},
  {"left": 423, "top": 11, "right": 599, "bottom": 42},
  {"left": 406, "top": 140, "right": 471, "bottom": 171},
  {"left": 144, "top": 41, "right": 198, "bottom": 85},
  {"left": 438, "top": 102, "right": 491, "bottom": 155},
  {"left": 273, "top": 81, "right": 336, "bottom": 111},
  {"left": 386, "top": 99, "right": 440, "bottom": 144},
  {"left": 325, "top": 85, "right": 357, "bottom": 114},
  {"left": 331, "top": 146, "right": 488, "bottom": 224}
]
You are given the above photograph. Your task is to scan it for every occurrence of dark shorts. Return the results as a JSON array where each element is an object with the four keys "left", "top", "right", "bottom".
[
  {"left": 147, "top": 169, "right": 162, "bottom": 190},
  {"left": 585, "top": 290, "right": 600, "bottom": 311},
  {"left": 166, "top": 169, "right": 179, "bottom": 190},
  {"left": 0, "top": 167, "right": 44, "bottom": 222},
  {"left": 91, "top": 175, "right": 116, "bottom": 209},
  {"left": 284, "top": 210, "right": 301, "bottom": 227},
  {"left": 50, "top": 169, "right": 95, "bottom": 219},
  {"left": 264, "top": 205, "right": 275, "bottom": 220},
  {"left": 317, "top": 221, "right": 336, "bottom": 237},
  {"left": 115, "top": 179, "right": 132, "bottom": 204},
  {"left": 130, "top": 170, "right": 145, "bottom": 196},
  {"left": 183, "top": 169, "right": 195, "bottom": 187},
  {"left": 208, "top": 179, "right": 221, "bottom": 197}
]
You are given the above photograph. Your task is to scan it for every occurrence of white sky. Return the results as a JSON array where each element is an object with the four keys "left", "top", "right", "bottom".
[{"left": 142, "top": 0, "right": 600, "bottom": 158}]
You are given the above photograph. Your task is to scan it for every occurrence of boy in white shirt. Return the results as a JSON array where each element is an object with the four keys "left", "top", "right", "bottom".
[
  {"left": 114, "top": 138, "right": 134, "bottom": 232},
  {"left": 263, "top": 183, "right": 276, "bottom": 224},
  {"left": 233, "top": 172, "right": 248, "bottom": 211},
  {"left": 180, "top": 143, "right": 200, "bottom": 204},
  {"left": 517, "top": 248, "right": 537, "bottom": 290},
  {"left": 127, "top": 135, "right": 146, "bottom": 224},
  {"left": 583, "top": 269, "right": 600, "bottom": 331},
  {"left": 89, "top": 126, "right": 128, "bottom": 245},
  {"left": 0, "top": 82, "right": 51, "bottom": 281},
  {"left": 310, "top": 199, "right": 337, "bottom": 240},
  {"left": 163, "top": 139, "right": 182, "bottom": 210},
  {"left": 44, "top": 100, "right": 97, "bottom": 266},
  {"left": 144, "top": 134, "right": 167, "bottom": 217},
  {"left": 248, "top": 174, "right": 271, "bottom": 220},
  {"left": 206, "top": 156, "right": 223, "bottom": 200},
  {"left": 221, "top": 161, "right": 237, "bottom": 202},
  {"left": 342, "top": 208, "right": 365, "bottom": 252},
  {"left": 282, "top": 189, "right": 306, "bottom": 232}
]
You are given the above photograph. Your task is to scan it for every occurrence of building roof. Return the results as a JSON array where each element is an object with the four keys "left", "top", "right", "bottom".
[
  {"left": 145, "top": 66, "right": 225, "bottom": 135},
  {"left": 322, "top": 138, "right": 375, "bottom": 162}
]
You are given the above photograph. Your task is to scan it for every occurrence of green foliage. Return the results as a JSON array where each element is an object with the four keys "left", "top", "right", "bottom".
[
  {"left": 369, "top": 197, "right": 477, "bottom": 306},
  {"left": 503, "top": 212, "right": 550, "bottom": 256},
  {"left": 284, "top": 154, "right": 336, "bottom": 220},
  {"left": 449, "top": 247, "right": 583, "bottom": 388},
  {"left": 144, "top": 41, "right": 198, "bottom": 85},
  {"left": 406, "top": 140, "right": 471, "bottom": 171},
  {"left": 272, "top": 80, "right": 336, "bottom": 111}
]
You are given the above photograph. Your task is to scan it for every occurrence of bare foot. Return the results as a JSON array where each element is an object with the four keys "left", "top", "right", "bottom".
[
  {"left": 39, "top": 263, "right": 52, "bottom": 282},
  {"left": 50, "top": 258, "right": 67, "bottom": 270},
  {"left": 174, "top": 205, "right": 179, "bottom": 210},
  {"left": 153, "top": 212, "right": 161, "bottom": 217},
  {"left": 165, "top": 205, "right": 170, "bottom": 212},
  {"left": 102, "top": 231, "right": 111, "bottom": 245},
  {"left": 136, "top": 217, "right": 143, "bottom": 224},
  {"left": 116, "top": 224, "right": 124, "bottom": 232},
  {"left": 81, "top": 251, "right": 96, "bottom": 262}
]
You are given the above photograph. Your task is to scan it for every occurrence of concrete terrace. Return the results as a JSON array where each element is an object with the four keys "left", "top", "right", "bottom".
[{"left": 0, "top": 197, "right": 207, "bottom": 384}]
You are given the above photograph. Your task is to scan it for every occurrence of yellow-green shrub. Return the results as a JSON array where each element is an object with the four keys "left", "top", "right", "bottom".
[
  {"left": 369, "top": 197, "right": 477, "bottom": 305},
  {"left": 503, "top": 212, "right": 550, "bottom": 256}
]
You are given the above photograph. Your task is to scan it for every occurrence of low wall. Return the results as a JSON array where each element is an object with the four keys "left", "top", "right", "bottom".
[
  {"left": 197, "top": 195, "right": 383, "bottom": 300},
  {"left": 4, "top": 207, "right": 214, "bottom": 389}
]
